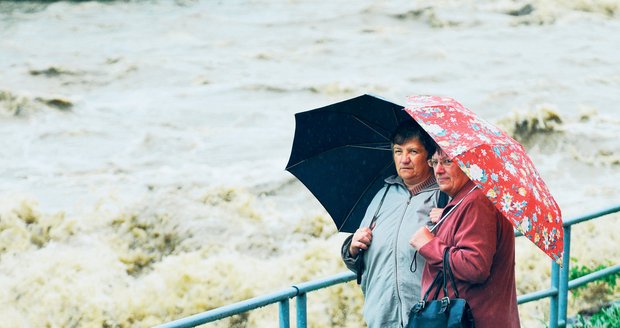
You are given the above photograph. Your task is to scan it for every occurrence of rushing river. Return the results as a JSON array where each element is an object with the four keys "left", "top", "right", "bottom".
[{"left": 1, "top": 1, "right": 619, "bottom": 327}]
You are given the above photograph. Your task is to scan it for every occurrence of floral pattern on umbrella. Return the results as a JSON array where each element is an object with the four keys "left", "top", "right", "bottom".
[{"left": 404, "top": 95, "right": 563, "bottom": 264}]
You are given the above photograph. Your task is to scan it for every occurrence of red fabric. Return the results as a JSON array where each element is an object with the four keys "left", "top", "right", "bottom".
[{"left": 419, "top": 180, "right": 520, "bottom": 328}]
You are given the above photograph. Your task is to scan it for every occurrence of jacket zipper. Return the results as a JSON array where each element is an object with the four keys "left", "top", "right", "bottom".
[{"left": 394, "top": 193, "right": 412, "bottom": 327}]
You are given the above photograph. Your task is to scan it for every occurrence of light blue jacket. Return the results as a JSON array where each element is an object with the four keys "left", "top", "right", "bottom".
[{"left": 342, "top": 175, "right": 442, "bottom": 328}]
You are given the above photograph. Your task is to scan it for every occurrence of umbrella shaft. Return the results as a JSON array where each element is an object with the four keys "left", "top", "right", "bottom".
[{"left": 429, "top": 186, "right": 477, "bottom": 232}]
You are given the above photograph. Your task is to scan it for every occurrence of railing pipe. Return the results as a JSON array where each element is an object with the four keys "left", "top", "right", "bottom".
[
  {"left": 568, "top": 264, "right": 620, "bottom": 289},
  {"left": 294, "top": 271, "right": 355, "bottom": 293},
  {"left": 563, "top": 204, "right": 620, "bottom": 226},
  {"left": 554, "top": 204, "right": 620, "bottom": 327},
  {"left": 279, "top": 299, "right": 290, "bottom": 328},
  {"left": 296, "top": 293, "right": 307, "bottom": 328},
  {"left": 155, "top": 288, "right": 297, "bottom": 328},
  {"left": 549, "top": 262, "right": 560, "bottom": 328},
  {"left": 558, "top": 225, "right": 572, "bottom": 328},
  {"left": 517, "top": 287, "right": 558, "bottom": 303},
  {"left": 290, "top": 271, "right": 355, "bottom": 328}
]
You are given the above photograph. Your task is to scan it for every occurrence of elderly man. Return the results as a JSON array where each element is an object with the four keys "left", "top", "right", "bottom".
[
  {"left": 341, "top": 120, "right": 446, "bottom": 328},
  {"left": 410, "top": 148, "right": 521, "bottom": 328}
]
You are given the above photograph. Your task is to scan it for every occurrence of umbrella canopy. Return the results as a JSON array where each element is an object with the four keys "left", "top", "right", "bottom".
[
  {"left": 285, "top": 94, "right": 412, "bottom": 233},
  {"left": 404, "top": 95, "right": 563, "bottom": 264}
]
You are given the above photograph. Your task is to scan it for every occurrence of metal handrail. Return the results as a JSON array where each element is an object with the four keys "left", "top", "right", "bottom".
[
  {"left": 157, "top": 204, "right": 620, "bottom": 328},
  {"left": 156, "top": 272, "right": 356, "bottom": 328},
  {"left": 555, "top": 204, "right": 620, "bottom": 327},
  {"left": 156, "top": 288, "right": 297, "bottom": 328},
  {"left": 569, "top": 264, "right": 620, "bottom": 290}
]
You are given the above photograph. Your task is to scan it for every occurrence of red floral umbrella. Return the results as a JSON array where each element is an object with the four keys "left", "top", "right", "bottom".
[{"left": 404, "top": 95, "right": 563, "bottom": 264}]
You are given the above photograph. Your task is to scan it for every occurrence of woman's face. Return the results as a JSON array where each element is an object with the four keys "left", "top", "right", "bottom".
[
  {"left": 431, "top": 151, "right": 470, "bottom": 197},
  {"left": 392, "top": 137, "right": 432, "bottom": 188}
]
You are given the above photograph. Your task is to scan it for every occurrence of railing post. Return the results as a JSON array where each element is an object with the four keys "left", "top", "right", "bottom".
[
  {"left": 549, "top": 261, "right": 560, "bottom": 328},
  {"left": 558, "top": 225, "right": 572, "bottom": 327},
  {"left": 279, "top": 299, "right": 290, "bottom": 328},
  {"left": 296, "top": 293, "right": 307, "bottom": 328}
]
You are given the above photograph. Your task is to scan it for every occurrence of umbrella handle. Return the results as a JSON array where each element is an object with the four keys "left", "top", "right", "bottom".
[
  {"left": 368, "top": 185, "right": 391, "bottom": 229},
  {"left": 356, "top": 185, "right": 390, "bottom": 285},
  {"left": 356, "top": 249, "right": 365, "bottom": 284}
]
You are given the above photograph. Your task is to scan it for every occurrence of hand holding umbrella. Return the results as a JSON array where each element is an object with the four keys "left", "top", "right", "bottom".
[
  {"left": 410, "top": 225, "right": 435, "bottom": 251},
  {"left": 428, "top": 208, "right": 444, "bottom": 224},
  {"left": 349, "top": 227, "right": 373, "bottom": 257}
]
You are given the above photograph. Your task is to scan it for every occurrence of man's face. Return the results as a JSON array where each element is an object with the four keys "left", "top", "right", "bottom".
[
  {"left": 393, "top": 138, "right": 432, "bottom": 188},
  {"left": 431, "top": 151, "right": 470, "bottom": 197}
]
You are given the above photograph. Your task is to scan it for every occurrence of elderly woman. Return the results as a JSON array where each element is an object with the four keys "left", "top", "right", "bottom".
[
  {"left": 341, "top": 120, "right": 446, "bottom": 328},
  {"left": 410, "top": 148, "right": 521, "bottom": 328}
]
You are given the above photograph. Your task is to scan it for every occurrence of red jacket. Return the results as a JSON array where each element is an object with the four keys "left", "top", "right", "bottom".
[{"left": 419, "top": 180, "right": 521, "bottom": 328}]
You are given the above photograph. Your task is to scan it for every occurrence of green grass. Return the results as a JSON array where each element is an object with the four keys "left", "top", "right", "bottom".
[
  {"left": 571, "top": 303, "right": 620, "bottom": 328},
  {"left": 569, "top": 259, "right": 619, "bottom": 298},
  {"left": 567, "top": 259, "right": 620, "bottom": 327}
]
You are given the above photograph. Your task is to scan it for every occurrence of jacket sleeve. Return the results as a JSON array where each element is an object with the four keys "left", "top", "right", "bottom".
[
  {"left": 420, "top": 196, "right": 499, "bottom": 284},
  {"left": 341, "top": 234, "right": 362, "bottom": 273}
]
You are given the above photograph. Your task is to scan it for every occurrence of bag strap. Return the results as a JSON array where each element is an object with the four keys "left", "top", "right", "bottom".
[
  {"left": 443, "top": 248, "right": 460, "bottom": 298},
  {"left": 421, "top": 268, "right": 444, "bottom": 302},
  {"left": 356, "top": 184, "right": 390, "bottom": 284},
  {"left": 420, "top": 247, "right": 461, "bottom": 302}
]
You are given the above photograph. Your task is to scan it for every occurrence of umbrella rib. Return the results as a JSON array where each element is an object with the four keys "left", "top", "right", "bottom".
[
  {"left": 449, "top": 140, "right": 524, "bottom": 157},
  {"left": 339, "top": 160, "right": 394, "bottom": 231},
  {"left": 387, "top": 104, "right": 404, "bottom": 129},
  {"left": 349, "top": 143, "right": 392, "bottom": 151},
  {"left": 285, "top": 143, "right": 391, "bottom": 170},
  {"left": 351, "top": 115, "right": 392, "bottom": 141}
]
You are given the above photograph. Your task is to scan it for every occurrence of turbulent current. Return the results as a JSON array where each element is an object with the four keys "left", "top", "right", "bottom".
[{"left": 1, "top": 1, "right": 619, "bottom": 327}]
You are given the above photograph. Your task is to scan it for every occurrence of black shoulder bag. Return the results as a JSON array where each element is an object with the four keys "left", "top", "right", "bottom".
[{"left": 407, "top": 248, "right": 475, "bottom": 328}]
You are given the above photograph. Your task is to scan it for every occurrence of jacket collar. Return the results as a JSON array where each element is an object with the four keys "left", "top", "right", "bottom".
[{"left": 385, "top": 174, "right": 439, "bottom": 195}]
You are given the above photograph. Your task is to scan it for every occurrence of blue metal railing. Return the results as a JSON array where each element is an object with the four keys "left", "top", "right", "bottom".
[
  {"left": 157, "top": 204, "right": 620, "bottom": 328},
  {"left": 156, "top": 271, "right": 355, "bottom": 328}
]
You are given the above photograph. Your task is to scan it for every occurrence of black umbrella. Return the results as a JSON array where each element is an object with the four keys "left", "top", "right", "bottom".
[{"left": 285, "top": 94, "right": 412, "bottom": 233}]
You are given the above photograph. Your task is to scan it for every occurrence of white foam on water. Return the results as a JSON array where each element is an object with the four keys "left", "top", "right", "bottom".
[{"left": 1, "top": 0, "right": 619, "bottom": 326}]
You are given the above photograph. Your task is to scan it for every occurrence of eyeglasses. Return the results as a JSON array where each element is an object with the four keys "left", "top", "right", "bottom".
[{"left": 427, "top": 158, "right": 454, "bottom": 168}]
